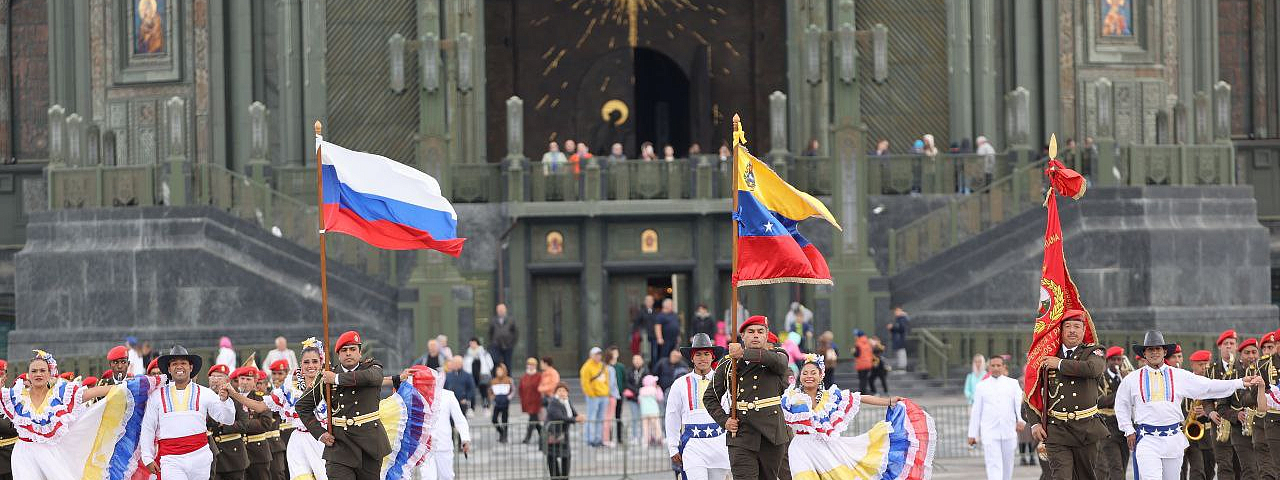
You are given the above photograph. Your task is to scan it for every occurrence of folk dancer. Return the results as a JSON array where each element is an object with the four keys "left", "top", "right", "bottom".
[
  {"left": 1021, "top": 312, "right": 1108, "bottom": 480},
  {"left": 0, "top": 360, "right": 16, "bottom": 480},
  {"left": 206, "top": 363, "right": 252, "bottom": 480},
  {"left": 294, "top": 330, "right": 391, "bottom": 480},
  {"left": 1181, "top": 350, "right": 1215, "bottom": 480},
  {"left": 664, "top": 333, "right": 730, "bottom": 480},
  {"left": 968, "top": 355, "right": 1025, "bottom": 480},
  {"left": 702, "top": 315, "right": 792, "bottom": 480},
  {"left": 412, "top": 364, "right": 471, "bottom": 480},
  {"left": 1204, "top": 329, "right": 1238, "bottom": 480},
  {"left": 1255, "top": 362, "right": 1280, "bottom": 480},
  {"left": 1096, "top": 346, "right": 1129, "bottom": 480},
  {"left": 230, "top": 367, "right": 277, "bottom": 480},
  {"left": 139, "top": 346, "right": 239, "bottom": 480},
  {"left": 782, "top": 354, "right": 935, "bottom": 479},
  {"left": 229, "top": 338, "right": 330, "bottom": 480},
  {"left": 1115, "top": 331, "right": 1262, "bottom": 480},
  {"left": 1255, "top": 332, "right": 1276, "bottom": 480}
]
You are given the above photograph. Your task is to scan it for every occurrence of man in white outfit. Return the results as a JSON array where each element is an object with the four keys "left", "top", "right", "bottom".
[
  {"left": 419, "top": 372, "right": 471, "bottom": 480},
  {"left": 1115, "top": 331, "right": 1263, "bottom": 480},
  {"left": 966, "top": 355, "right": 1024, "bottom": 480},
  {"left": 666, "top": 333, "right": 730, "bottom": 480},
  {"left": 140, "top": 345, "right": 238, "bottom": 480}
]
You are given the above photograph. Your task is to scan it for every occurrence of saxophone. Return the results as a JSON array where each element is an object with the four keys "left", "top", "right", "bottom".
[
  {"left": 1241, "top": 363, "right": 1260, "bottom": 437},
  {"left": 1183, "top": 398, "right": 1205, "bottom": 441},
  {"left": 1215, "top": 356, "right": 1235, "bottom": 442}
]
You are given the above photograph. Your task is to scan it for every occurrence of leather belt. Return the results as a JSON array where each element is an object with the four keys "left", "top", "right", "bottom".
[
  {"left": 331, "top": 411, "right": 380, "bottom": 428},
  {"left": 1098, "top": 408, "right": 1116, "bottom": 416},
  {"left": 735, "top": 396, "right": 782, "bottom": 411},
  {"left": 1049, "top": 406, "right": 1099, "bottom": 421},
  {"left": 245, "top": 433, "right": 270, "bottom": 443},
  {"left": 0, "top": 437, "right": 17, "bottom": 447},
  {"left": 214, "top": 433, "right": 243, "bottom": 443}
]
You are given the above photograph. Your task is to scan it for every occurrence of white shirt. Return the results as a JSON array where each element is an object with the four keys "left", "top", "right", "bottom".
[
  {"left": 139, "top": 383, "right": 236, "bottom": 465},
  {"left": 1266, "top": 384, "right": 1280, "bottom": 411},
  {"left": 429, "top": 389, "right": 471, "bottom": 452},
  {"left": 967, "top": 375, "right": 1023, "bottom": 440},
  {"left": 664, "top": 370, "right": 730, "bottom": 470},
  {"left": 262, "top": 349, "right": 299, "bottom": 374},
  {"left": 215, "top": 348, "right": 237, "bottom": 370},
  {"left": 1115, "top": 365, "right": 1243, "bottom": 457}
]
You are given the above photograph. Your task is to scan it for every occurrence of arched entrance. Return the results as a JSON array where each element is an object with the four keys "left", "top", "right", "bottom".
[{"left": 633, "top": 48, "right": 690, "bottom": 156}]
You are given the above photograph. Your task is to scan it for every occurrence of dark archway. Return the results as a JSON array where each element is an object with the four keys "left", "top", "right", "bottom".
[{"left": 633, "top": 48, "right": 689, "bottom": 156}]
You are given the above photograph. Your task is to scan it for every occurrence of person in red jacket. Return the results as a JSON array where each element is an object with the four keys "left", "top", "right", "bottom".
[
  {"left": 853, "top": 330, "right": 873, "bottom": 393},
  {"left": 518, "top": 357, "right": 544, "bottom": 445}
]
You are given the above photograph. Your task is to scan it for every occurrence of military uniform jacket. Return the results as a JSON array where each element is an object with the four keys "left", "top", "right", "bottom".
[
  {"left": 0, "top": 415, "right": 15, "bottom": 475},
  {"left": 1263, "top": 355, "right": 1280, "bottom": 425},
  {"left": 295, "top": 359, "right": 392, "bottom": 468},
  {"left": 242, "top": 390, "right": 276, "bottom": 464},
  {"left": 97, "top": 372, "right": 129, "bottom": 387},
  {"left": 702, "top": 347, "right": 793, "bottom": 451},
  {"left": 1215, "top": 361, "right": 1258, "bottom": 430},
  {"left": 1020, "top": 343, "right": 1108, "bottom": 447},
  {"left": 209, "top": 396, "right": 253, "bottom": 473},
  {"left": 1096, "top": 368, "right": 1123, "bottom": 438}
]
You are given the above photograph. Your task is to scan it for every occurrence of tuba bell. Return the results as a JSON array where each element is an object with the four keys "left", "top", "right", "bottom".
[{"left": 1183, "top": 408, "right": 1205, "bottom": 440}]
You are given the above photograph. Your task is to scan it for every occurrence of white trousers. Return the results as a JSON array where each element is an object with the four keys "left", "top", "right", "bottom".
[
  {"left": 980, "top": 438, "right": 1016, "bottom": 480},
  {"left": 288, "top": 430, "right": 328, "bottom": 479},
  {"left": 1134, "top": 441, "right": 1181, "bottom": 480},
  {"left": 681, "top": 466, "right": 730, "bottom": 480},
  {"left": 158, "top": 446, "right": 214, "bottom": 480},
  {"left": 416, "top": 450, "right": 455, "bottom": 480},
  {"left": 12, "top": 441, "right": 77, "bottom": 480}
]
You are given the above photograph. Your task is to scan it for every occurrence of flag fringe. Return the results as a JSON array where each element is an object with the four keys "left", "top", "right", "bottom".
[{"left": 735, "top": 277, "right": 833, "bottom": 287}]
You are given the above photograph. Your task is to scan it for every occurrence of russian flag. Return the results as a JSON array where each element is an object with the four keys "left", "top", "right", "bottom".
[
  {"left": 733, "top": 145, "right": 840, "bottom": 286},
  {"left": 319, "top": 138, "right": 465, "bottom": 256}
]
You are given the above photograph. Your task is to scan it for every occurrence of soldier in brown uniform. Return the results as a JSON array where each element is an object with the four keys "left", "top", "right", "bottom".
[
  {"left": 208, "top": 363, "right": 252, "bottom": 480},
  {"left": 100, "top": 345, "right": 133, "bottom": 387},
  {"left": 231, "top": 366, "right": 276, "bottom": 480},
  {"left": 1204, "top": 329, "right": 1239, "bottom": 480},
  {"left": 702, "top": 315, "right": 793, "bottom": 480},
  {"left": 1255, "top": 332, "right": 1276, "bottom": 480},
  {"left": 1217, "top": 338, "right": 1260, "bottom": 479},
  {"left": 0, "top": 361, "right": 15, "bottom": 480},
  {"left": 1182, "top": 349, "right": 1215, "bottom": 480},
  {"left": 1021, "top": 314, "right": 1107, "bottom": 480},
  {"left": 1094, "top": 346, "right": 1128, "bottom": 480},
  {"left": 295, "top": 330, "right": 391, "bottom": 480},
  {"left": 266, "top": 360, "right": 290, "bottom": 480}
]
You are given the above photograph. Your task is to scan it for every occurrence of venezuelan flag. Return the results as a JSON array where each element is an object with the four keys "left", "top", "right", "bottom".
[{"left": 734, "top": 145, "right": 841, "bottom": 286}]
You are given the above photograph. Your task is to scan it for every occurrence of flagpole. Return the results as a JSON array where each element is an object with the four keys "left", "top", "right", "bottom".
[
  {"left": 729, "top": 114, "right": 743, "bottom": 432},
  {"left": 313, "top": 120, "right": 333, "bottom": 433}
]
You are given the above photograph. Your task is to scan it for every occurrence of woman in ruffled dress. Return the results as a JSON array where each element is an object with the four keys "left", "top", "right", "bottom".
[
  {"left": 781, "top": 354, "right": 937, "bottom": 480},
  {"left": 231, "top": 337, "right": 331, "bottom": 480}
]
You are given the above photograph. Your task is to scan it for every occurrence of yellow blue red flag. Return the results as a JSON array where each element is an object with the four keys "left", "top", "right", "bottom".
[{"left": 734, "top": 145, "right": 841, "bottom": 286}]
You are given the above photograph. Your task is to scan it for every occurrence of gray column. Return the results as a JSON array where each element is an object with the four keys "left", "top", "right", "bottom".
[
  {"left": 947, "top": 0, "right": 974, "bottom": 144},
  {"left": 276, "top": 0, "right": 304, "bottom": 166},
  {"left": 229, "top": 0, "right": 256, "bottom": 172},
  {"left": 1176, "top": 0, "right": 1195, "bottom": 106},
  {"left": 583, "top": 219, "right": 604, "bottom": 351},
  {"left": 506, "top": 96, "right": 524, "bottom": 163},
  {"left": 47, "top": 1, "right": 90, "bottom": 117},
  {"left": 301, "top": 0, "right": 328, "bottom": 164},
  {"left": 1040, "top": 0, "right": 1061, "bottom": 139},
  {"left": 971, "top": 0, "right": 998, "bottom": 147},
  {"left": 1012, "top": 0, "right": 1038, "bottom": 148},
  {"left": 769, "top": 91, "right": 790, "bottom": 168}
]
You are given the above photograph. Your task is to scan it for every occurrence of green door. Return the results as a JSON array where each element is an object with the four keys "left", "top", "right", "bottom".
[{"left": 533, "top": 275, "right": 581, "bottom": 371}]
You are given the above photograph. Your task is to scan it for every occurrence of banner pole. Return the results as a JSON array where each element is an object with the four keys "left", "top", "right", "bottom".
[
  {"left": 729, "top": 114, "right": 744, "bottom": 433},
  {"left": 313, "top": 120, "right": 333, "bottom": 433}
]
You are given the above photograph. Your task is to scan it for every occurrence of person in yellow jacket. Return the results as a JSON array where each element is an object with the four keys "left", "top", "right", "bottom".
[{"left": 580, "top": 347, "right": 611, "bottom": 447}]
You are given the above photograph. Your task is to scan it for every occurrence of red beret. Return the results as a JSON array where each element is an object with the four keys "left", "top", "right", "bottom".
[
  {"left": 1238, "top": 337, "right": 1258, "bottom": 352},
  {"left": 767, "top": 332, "right": 779, "bottom": 344},
  {"left": 147, "top": 358, "right": 160, "bottom": 372},
  {"left": 1189, "top": 350, "right": 1211, "bottom": 362},
  {"left": 231, "top": 366, "right": 258, "bottom": 379},
  {"left": 1105, "top": 346, "right": 1124, "bottom": 358},
  {"left": 1171, "top": 344, "right": 1182, "bottom": 354},
  {"left": 1216, "top": 330, "right": 1237, "bottom": 346},
  {"left": 269, "top": 359, "right": 290, "bottom": 372},
  {"left": 256, "top": 369, "right": 267, "bottom": 381},
  {"left": 101, "top": 369, "right": 113, "bottom": 379},
  {"left": 738, "top": 316, "right": 769, "bottom": 334},
  {"left": 1261, "top": 332, "right": 1276, "bottom": 345},
  {"left": 17, "top": 373, "right": 25, "bottom": 381},
  {"left": 335, "top": 330, "right": 362, "bottom": 352},
  {"left": 1060, "top": 309, "right": 1087, "bottom": 322},
  {"left": 0, "top": 360, "right": 8, "bottom": 370},
  {"left": 59, "top": 372, "right": 75, "bottom": 380},
  {"left": 82, "top": 376, "right": 99, "bottom": 387},
  {"left": 107, "top": 345, "right": 130, "bottom": 361},
  {"left": 208, "top": 364, "right": 230, "bottom": 376}
]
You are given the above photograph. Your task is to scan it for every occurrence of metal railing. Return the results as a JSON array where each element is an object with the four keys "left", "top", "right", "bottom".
[{"left": 913, "top": 329, "right": 951, "bottom": 384}]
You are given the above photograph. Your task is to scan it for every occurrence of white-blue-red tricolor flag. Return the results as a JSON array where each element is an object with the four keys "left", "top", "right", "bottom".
[{"left": 318, "top": 138, "right": 465, "bottom": 256}]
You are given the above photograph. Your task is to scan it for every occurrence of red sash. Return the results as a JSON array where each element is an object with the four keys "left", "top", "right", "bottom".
[{"left": 157, "top": 432, "right": 207, "bottom": 456}]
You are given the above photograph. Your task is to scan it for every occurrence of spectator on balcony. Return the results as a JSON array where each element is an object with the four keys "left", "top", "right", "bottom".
[
  {"left": 564, "top": 139, "right": 577, "bottom": 158},
  {"left": 921, "top": 134, "right": 939, "bottom": 158},
  {"left": 802, "top": 138, "right": 820, "bottom": 156},
  {"left": 976, "top": 135, "right": 997, "bottom": 187},
  {"left": 870, "top": 139, "right": 890, "bottom": 157},
  {"left": 662, "top": 145, "right": 676, "bottom": 162},
  {"left": 569, "top": 143, "right": 593, "bottom": 175},
  {"left": 542, "top": 141, "right": 568, "bottom": 175},
  {"left": 640, "top": 142, "right": 658, "bottom": 161},
  {"left": 606, "top": 143, "right": 627, "bottom": 164},
  {"left": 717, "top": 144, "right": 731, "bottom": 166},
  {"left": 688, "top": 143, "right": 702, "bottom": 157},
  {"left": 910, "top": 139, "right": 925, "bottom": 154}
]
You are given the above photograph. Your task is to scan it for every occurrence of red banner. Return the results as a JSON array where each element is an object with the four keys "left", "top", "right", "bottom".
[{"left": 1023, "top": 156, "right": 1097, "bottom": 416}]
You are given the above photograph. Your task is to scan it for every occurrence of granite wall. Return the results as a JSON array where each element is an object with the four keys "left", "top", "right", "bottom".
[{"left": 12, "top": 207, "right": 411, "bottom": 365}]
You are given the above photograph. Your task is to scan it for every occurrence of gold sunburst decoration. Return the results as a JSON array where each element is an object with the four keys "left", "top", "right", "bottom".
[{"left": 600, "top": 99, "right": 629, "bottom": 125}]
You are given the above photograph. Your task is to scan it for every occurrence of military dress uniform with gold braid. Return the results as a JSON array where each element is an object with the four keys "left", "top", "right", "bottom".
[
  {"left": 1254, "top": 354, "right": 1273, "bottom": 480},
  {"left": 1180, "top": 396, "right": 1211, "bottom": 480},
  {"left": 295, "top": 359, "right": 391, "bottom": 480},
  {"left": 241, "top": 390, "right": 277, "bottom": 480},
  {"left": 702, "top": 346, "right": 793, "bottom": 480},
  {"left": 1095, "top": 367, "right": 1127, "bottom": 480},
  {"left": 0, "top": 415, "right": 16, "bottom": 480},
  {"left": 1261, "top": 354, "right": 1280, "bottom": 480},
  {"left": 1204, "top": 357, "right": 1237, "bottom": 480},
  {"left": 1215, "top": 360, "right": 1257, "bottom": 480},
  {"left": 1020, "top": 343, "right": 1108, "bottom": 480},
  {"left": 209, "top": 396, "right": 253, "bottom": 480}
]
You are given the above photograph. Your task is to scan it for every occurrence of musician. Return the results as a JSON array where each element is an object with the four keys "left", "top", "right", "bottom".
[
  {"left": 1115, "top": 331, "right": 1261, "bottom": 480},
  {"left": 1205, "top": 329, "right": 1238, "bottom": 480},
  {"left": 1096, "top": 346, "right": 1128, "bottom": 480},
  {"left": 1255, "top": 332, "right": 1276, "bottom": 479},
  {"left": 1182, "top": 350, "right": 1215, "bottom": 480},
  {"left": 1216, "top": 337, "right": 1261, "bottom": 479}
]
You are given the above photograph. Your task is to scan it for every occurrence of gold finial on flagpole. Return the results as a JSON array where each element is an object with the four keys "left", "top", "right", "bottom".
[
  {"left": 1048, "top": 133, "right": 1058, "bottom": 160},
  {"left": 314, "top": 121, "right": 323, "bottom": 136},
  {"left": 731, "top": 114, "right": 746, "bottom": 146}
]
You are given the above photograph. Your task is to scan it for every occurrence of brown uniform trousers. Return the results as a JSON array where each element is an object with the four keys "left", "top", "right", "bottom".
[
  {"left": 210, "top": 396, "right": 255, "bottom": 480},
  {"left": 703, "top": 347, "right": 793, "bottom": 480},
  {"left": 242, "top": 391, "right": 278, "bottom": 480},
  {"left": 269, "top": 412, "right": 288, "bottom": 480},
  {"left": 296, "top": 360, "right": 391, "bottom": 480},
  {"left": 1095, "top": 370, "right": 1127, "bottom": 480},
  {"left": 1180, "top": 396, "right": 1212, "bottom": 480},
  {"left": 1020, "top": 344, "right": 1108, "bottom": 480},
  {"left": 1258, "top": 355, "right": 1279, "bottom": 480},
  {"left": 1205, "top": 358, "right": 1239, "bottom": 480},
  {"left": 1217, "top": 362, "right": 1258, "bottom": 480},
  {"left": 0, "top": 416, "right": 16, "bottom": 480}
]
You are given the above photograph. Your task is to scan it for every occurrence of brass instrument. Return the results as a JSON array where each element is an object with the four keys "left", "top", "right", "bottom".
[
  {"left": 1215, "top": 418, "right": 1232, "bottom": 442},
  {"left": 1242, "top": 407, "right": 1257, "bottom": 437},
  {"left": 1183, "top": 407, "right": 1205, "bottom": 440}
]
